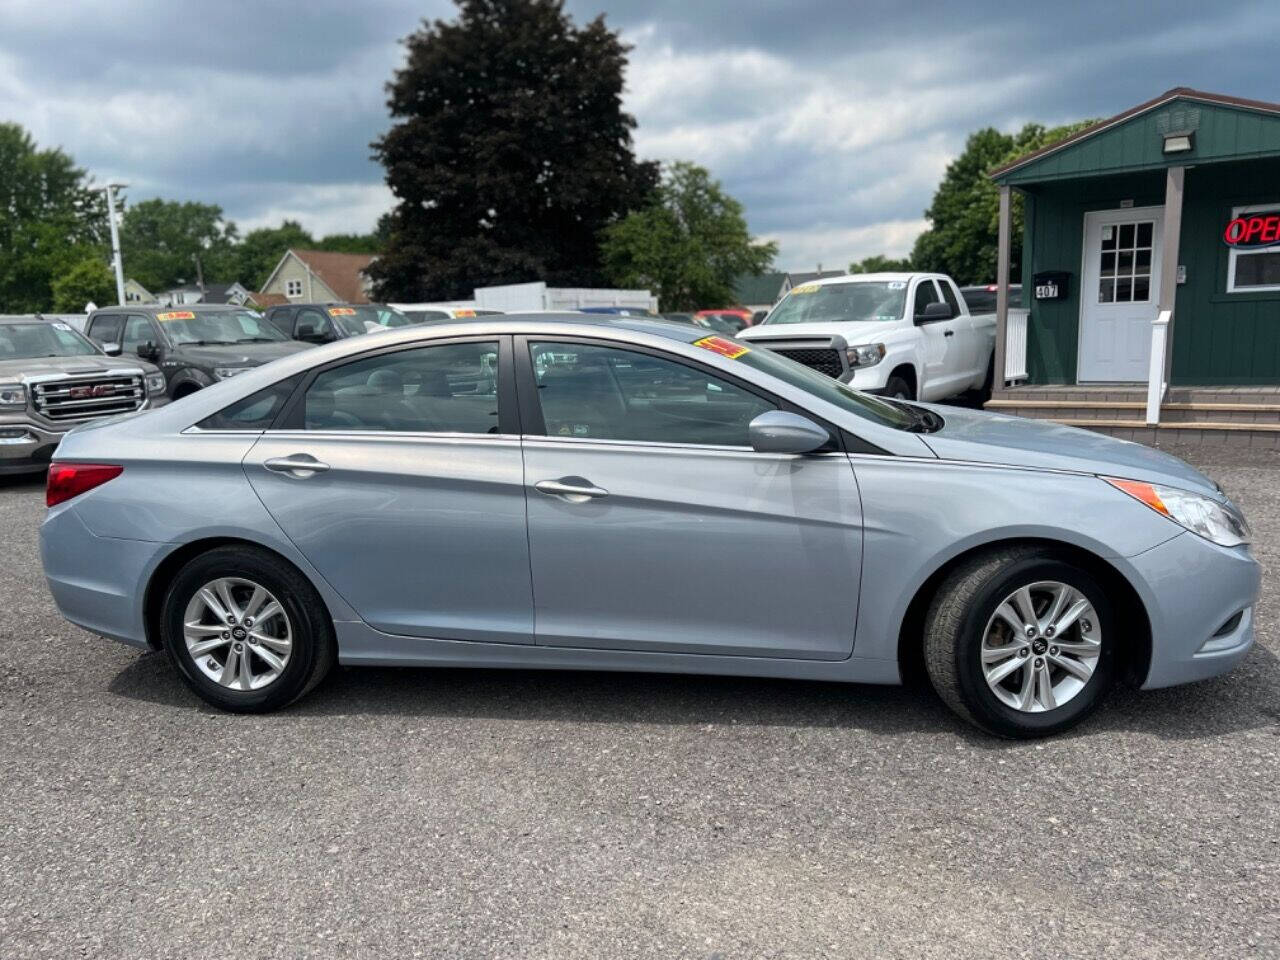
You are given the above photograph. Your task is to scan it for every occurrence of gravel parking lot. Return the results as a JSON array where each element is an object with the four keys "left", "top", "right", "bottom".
[{"left": 2, "top": 444, "right": 1278, "bottom": 960}]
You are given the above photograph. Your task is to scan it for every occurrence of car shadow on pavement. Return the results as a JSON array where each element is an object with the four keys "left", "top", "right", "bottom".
[{"left": 108, "top": 640, "right": 1280, "bottom": 746}]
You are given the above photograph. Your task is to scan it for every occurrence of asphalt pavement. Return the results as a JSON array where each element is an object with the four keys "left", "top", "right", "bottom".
[{"left": 1, "top": 443, "right": 1277, "bottom": 959}]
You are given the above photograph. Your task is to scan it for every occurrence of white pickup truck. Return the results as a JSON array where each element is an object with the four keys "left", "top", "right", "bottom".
[{"left": 736, "top": 272, "right": 997, "bottom": 402}]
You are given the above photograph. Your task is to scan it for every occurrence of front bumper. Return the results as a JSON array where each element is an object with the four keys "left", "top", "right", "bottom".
[
  {"left": 0, "top": 419, "right": 63, "bottom": 474},
  {"left": 1124, "top": 531, "right": 1261, "bottom": 689}
]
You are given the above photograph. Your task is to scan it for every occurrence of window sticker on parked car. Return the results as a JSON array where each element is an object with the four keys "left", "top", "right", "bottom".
[
  {"left": 693, "top": 335, "right": 750, "bottom": 359},
  {"left": 454, "top": 309, "right": 476, "bottom": 317},
  {"left": 887, "top": 281, "right": 906, "bottom": 289},
  {"left": 157, "top": 311, "right": 196, "bottom": 321},
  {"left": 53, "top": 322, "right": 72, "bottom": 331},
  {"left": 790, "top": 283, "right": 820, "bottom": 295},
  {"left": 327, "top": 307, "right": 356, "bottom": 316}
]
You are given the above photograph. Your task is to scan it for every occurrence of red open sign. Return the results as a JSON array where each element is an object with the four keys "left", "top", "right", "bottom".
[{"left": 1223, "top": 212, "right": 1280, "bottom": 248}]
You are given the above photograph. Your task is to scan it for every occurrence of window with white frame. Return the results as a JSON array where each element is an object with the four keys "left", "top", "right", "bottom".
[
  {"left": 285, "top": 278, "right": 304, "bottom": 298},
  {"left": 1227, "top": 203, "right": 1280, "bottom": 293}
]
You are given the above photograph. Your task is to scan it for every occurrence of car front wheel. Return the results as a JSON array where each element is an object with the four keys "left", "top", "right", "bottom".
[
  {"left": 160, "top": 545, "right": 335, "bottom": 712},
  {"left": 923, "top": 546, "right": 1116, "bottom": 737}
]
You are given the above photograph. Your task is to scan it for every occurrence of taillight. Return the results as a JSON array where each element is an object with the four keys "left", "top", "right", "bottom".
[{"left": 46, "top": 462, "right": 124, "bottom": 507}]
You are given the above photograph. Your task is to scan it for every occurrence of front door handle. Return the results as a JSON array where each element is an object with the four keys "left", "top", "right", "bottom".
[
  {"left": 534, "top": 477, "right": 609, "bottom": 503},
  {"left": 943, "top": 329, "right": 955, "bottom": 337},
  {"left": 264, "top": 454, "right": 330, "bottom": 478}
]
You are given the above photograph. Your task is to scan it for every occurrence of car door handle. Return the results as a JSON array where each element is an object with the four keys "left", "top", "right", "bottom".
[
  {"left": 943, "top": 330, "right": 955, "bottom": 337},
  {"left": 264, "top": 455, "right": 330, "bottom": 478},
  {"left": 534, "top": 478, "right": 609, "bottom": 502}
]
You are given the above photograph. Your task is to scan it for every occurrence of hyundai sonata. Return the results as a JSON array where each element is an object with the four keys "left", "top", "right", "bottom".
[{"left": 40, "top": 317, "right": 1258, "bottom": 736}]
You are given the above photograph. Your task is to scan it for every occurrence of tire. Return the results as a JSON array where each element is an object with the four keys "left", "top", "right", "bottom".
[
  {"left": 159, "top": 545, "right": 336, "bottom": 712},
  {"left": 923, "top": 546, "right": 1116, "bottom": 738},
  {"left": 883, "top": 375, "right": 913, "bottom": 401},
  {"left": 979, "top": 353, "right": 995, "bottom": 403}
]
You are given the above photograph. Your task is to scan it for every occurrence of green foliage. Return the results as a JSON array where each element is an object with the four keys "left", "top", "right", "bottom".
[
  {"left": 234, "top": 220, "right": 315, "bottom": 290},
  {"left": 314, "top": 232, "right": 382, "bottom": 254},
  {"left": 601, "top": 162, "right": 776, "bottom": 311},
  {"left": 51, "top": 258, "right": 116, "bottom": 312},
  {"left": 368, "top": 0, "right": 659, "bottom": 301},
  {"left": 850, "top": 254, "right": 912, "bottom": 273},
  {"left": 0, "top": 123, "right": 107, "bottom": 312},
  {"left": 120, "top": 198, "right": 239, "bottom": 291},
  {"left": 911, "top": 120, "right": 1096, "bottom": 284}
]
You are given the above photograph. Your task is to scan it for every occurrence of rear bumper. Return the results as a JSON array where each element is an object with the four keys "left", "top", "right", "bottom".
[
  {"left": 1125, "top": 532, "right": 1261, "bottom": 689},
  {"left": 40, "top": 504, "right": 165, "bottom": 649}
]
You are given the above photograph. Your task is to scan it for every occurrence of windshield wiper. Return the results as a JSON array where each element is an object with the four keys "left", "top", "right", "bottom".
[
  {"left": 887, "top": 398, "right": 944, "bottom": 433},
  {"left": 234, "top": 337, "right": 278, "bottom": 343},
  {"left": 181, "top": 340, "right": 236, "bottom": 346}
]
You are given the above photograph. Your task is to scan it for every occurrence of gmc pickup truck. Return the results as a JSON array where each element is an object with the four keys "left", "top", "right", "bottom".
[{"left": 737, "top": 272, "right": 999, "bottom": 402}]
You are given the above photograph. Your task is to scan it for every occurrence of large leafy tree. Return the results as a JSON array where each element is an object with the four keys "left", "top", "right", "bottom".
[
  {"left": 120, "top": 198, "right": 239, "bottom": 292},
  {"left": 602, "top": 162, "right": 776, "bottom": 311},
  {"left": 911, "top": 120, "right": 1095, "bottom": 284},
  {"left": 0, "top": 123, "right": 106, "bottom": 312},
  {"left": 369, "top": 0, "right": 658, "bottom": 301},
  {"left": 850, "top": 254, "right": 912, "bottom": 273},
  {"left": 51, "top": 258, "right": 116, "bottom": 312}
]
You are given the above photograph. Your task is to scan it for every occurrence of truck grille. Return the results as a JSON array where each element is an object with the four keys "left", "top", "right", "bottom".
[
  {"left": 33, "top": 374, "right": 144, "bottom": 422},
  {"left": 770, "top": 347, "right": 845, "bottom": 378}
]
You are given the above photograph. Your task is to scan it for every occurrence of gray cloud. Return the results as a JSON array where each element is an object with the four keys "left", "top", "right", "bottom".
[{"left": 2, "top": 0, "right": 1277, "bottom": 270}]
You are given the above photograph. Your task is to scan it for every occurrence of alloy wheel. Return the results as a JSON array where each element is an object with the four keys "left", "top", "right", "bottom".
[
  {"left": 183, "top": 577, "right": 293, "bottom": 691},
  {"left": 980, "top": 580, "right": 1101, "bottom": 713}
]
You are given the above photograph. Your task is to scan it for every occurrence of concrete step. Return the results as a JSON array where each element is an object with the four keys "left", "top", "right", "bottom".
[
  {"left": 986, "top": 398, "right": 1280, "bottom": 424},
  {"left": 1044, "top": 418, "right": 1280, "bottom": 448}
]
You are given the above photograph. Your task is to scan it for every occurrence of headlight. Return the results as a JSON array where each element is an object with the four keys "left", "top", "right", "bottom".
[
  {"left": 1105, "top": 477, "right": 1251, "bottom": 547},
  {"left": 214, "top": 367, "right": 250, "bottom": 380},
  {"left": 145, "top": 373, "right": 166, "bottom": 394},
  {"left": 846, "top": 343, "right": 886, "bottom": 368},
  {"left": 0, "top": 384, "right": 26, "bottom": 407}
]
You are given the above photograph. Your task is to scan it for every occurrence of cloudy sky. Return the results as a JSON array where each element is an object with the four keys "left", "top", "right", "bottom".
[{"left": 3, "top": 0, "right": 1278, "bottom": 272}]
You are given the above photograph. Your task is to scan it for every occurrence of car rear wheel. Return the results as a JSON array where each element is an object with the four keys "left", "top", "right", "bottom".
[
  {"left": 923, "top": 546, "right": 1116, "bottom": 738},
  {"left": 160, "top": 545, "right": 335, "bottom": 712}
]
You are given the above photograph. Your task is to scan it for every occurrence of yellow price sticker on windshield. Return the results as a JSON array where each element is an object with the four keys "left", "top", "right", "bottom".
[
  {"left": 327, "top": 307, "right": 356, "bottom": 316},
  {"left": 790, "top": 283, "right": 821, "bottom": 295},
  {"left": 156, "top": 311, "right": 195, "bottom": 321},
  {"left": 454, "top": 309, "right": 476, "bottom": 317},
  {"left": 693, "top": 336, "right": 750, "bottom": 359}
]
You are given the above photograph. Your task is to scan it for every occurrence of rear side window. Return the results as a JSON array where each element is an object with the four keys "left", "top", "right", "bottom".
[
  {"left": 302, "top": 341, "right": 500, "bottom": 434},
  {"left": 87, "top": 315, "right": 124, "bottom": 345},
  {"left": 197, "top": 376, "right": 302, "bottom": 431},
  {"left": 266, "top": 308, "right": 292, "bottom": 334}
]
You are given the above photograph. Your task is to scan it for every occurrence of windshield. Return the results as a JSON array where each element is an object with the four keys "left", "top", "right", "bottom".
[
  {"left": 328, "top": 305, "right": 414, "bottom": 336},
  {"left": 157, "top": 309, "right": 288, "bottom": 345},
  {"left": 403, "top": 309, "right": 452, "bottom": 324},
  {"left": 764, "top": 281, "right": 908, "bottom": 325},
  {"left": 0, "top": 321, "right": 100, "bottom": 360},
  {"left": 731, "top": 342, "right": 916, "bottom": 431}
]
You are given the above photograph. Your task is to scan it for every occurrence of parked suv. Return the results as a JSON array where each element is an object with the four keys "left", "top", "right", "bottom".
[
  {"left": 0, "top": 315, "right": 168, "bottom": 474},
  {"left": 264, "top": 303, "right": 414, "bottom": 343},
  {"left": 85, "top": 304, "right": 312, "bottom": 399}
]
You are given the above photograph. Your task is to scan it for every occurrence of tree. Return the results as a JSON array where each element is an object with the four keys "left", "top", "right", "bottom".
[
  {"left": 911, "top": 120, "right": 1095, "bottom": 284},
  {"left": 234, "top": 220, "right": 315, "bottom": 290},
  {"left": 51, "top": 258, "right": 116, "bottom": 312},
  {"left": 315, "top": 232, "right": 383, "bottom": 255},
  {"left": 0, "top": 123, "right": 106, "bottom": 312},
  {"left": 851, "top": 254, "right": 912, "bottom": 273},
  {"left": 119, "top": 198, "right": 239, "bottom": 292},
  {"left": 369, "top": 0, "right": 658, "bottom": 301},
  {"left": 601, "top": 161, "right": 775, "bottom": 310}
]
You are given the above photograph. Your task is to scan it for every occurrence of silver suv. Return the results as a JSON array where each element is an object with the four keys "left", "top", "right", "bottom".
[{"left": 0, "top": 315, "right": 168, "bottom": 475}]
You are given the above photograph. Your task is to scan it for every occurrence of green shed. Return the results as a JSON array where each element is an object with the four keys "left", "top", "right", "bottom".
[{"left": 986, "top": 88, "right": 1280, "bottom": 432}]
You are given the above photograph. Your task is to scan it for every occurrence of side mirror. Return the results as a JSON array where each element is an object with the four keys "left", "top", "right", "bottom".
[
  {"left": 748, "top": 410, "right": 830, "bottom": 455},
  {"left": 916, "top": 301, "right": 953, "bottom": 323},
  {"left": 102, "top": 342, "right": 122, "bottom": 357},
  {"left": 137, "top": 341, "right": 159, "bottom": 361}
]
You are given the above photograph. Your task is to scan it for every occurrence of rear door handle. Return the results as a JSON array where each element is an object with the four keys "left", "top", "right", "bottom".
[
  {"left": 943, "top": 330, "right": 955, "bottom": 337},
  {"left": 534, "top": 477, "right": 609, "bottom": 502},
  {"left": 264, "top": 454, "right": 330, "bottom": 478}
]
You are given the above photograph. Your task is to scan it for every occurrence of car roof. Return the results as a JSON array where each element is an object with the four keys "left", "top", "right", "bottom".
[
  {"left": 93, "top": 303, "right": 248, "bottom": 314},
  {"left": 801, "top": 272, "right": 945, "bottom": 288},
  {"left": 495, "top": 313, "right": 706, "bottom": 343}
]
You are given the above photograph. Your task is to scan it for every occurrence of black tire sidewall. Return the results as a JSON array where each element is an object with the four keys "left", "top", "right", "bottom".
[
  {"left": 884, "top": 376, "right": 912, "bottom": 401},
  {"left": 953, "top": 557, "right": 1115, "bottom": 737},
  {"left": 161, "top": 548, "right": 322, "bottom": 712}
]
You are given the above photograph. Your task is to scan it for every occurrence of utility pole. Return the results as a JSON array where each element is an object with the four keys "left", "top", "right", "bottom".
[{"left": 103, "top": 183, "right": 128, "bottom": 305}]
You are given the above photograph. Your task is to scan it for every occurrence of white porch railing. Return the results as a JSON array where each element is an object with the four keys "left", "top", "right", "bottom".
[
  {"left": 1146, "top": 309, "right": 1173, "bottom": 424},
  {"left": 1003, "top": 308, "right": 1030, "bottom": 382}
]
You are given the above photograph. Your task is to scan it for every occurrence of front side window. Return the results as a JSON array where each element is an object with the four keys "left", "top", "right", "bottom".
[
  {"left": 0, "top": 321, "right": 99, "bottom": 359},
  {"left": 529, "top": 342, "right": 775, "bottom": 446},
  {"left": 296, "top": 308, "right": 335, "bottom": 340},
  {"left": 303, "top": 341, "right": 499, "bottom": 433},
  {"left": 1227, "top": 204, "right": 1280, "bottom": 293},
  {"left": 122, "top": 315, "right": 158, "bottom": 354},
  {"left": 764, "top": 281, "right": 908, "bottom": 325},
  {"left": 156, "top": 309, "right": 288, "bottom": 346},
  {"left": 913, "top": 280, "right": 941, "bottom": 316}
]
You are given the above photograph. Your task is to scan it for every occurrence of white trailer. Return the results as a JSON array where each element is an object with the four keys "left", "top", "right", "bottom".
[{"left": 474, "top": 281, "right": 657, "bottom": 314}]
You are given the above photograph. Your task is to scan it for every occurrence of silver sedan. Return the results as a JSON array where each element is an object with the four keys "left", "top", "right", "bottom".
[{"left": 40, "top": 317, "right": 1259, "bottom": 737}]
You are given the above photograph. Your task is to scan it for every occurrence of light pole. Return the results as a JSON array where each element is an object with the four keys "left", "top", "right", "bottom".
[{"left": 102, "top": 182, "right": 128, "bottom": 305}]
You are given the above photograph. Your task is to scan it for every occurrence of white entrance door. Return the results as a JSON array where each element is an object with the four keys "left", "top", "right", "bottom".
[{"left": 1078, "top": 207, "right": 1163, "bottom": 382}]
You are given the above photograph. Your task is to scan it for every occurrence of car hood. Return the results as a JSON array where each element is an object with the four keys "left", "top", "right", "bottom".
[
  {"left": 0, "top": 355, "right": 159, "bottom": 379},
  {"left": 173, "top": 341, "right": 312, "bottom": 366},
  {"left": 917, "top": 403, "right": 1220, "bottom": 496},
  {"left": 739, "top": 321, "right": 905, "bottom": 342}
]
